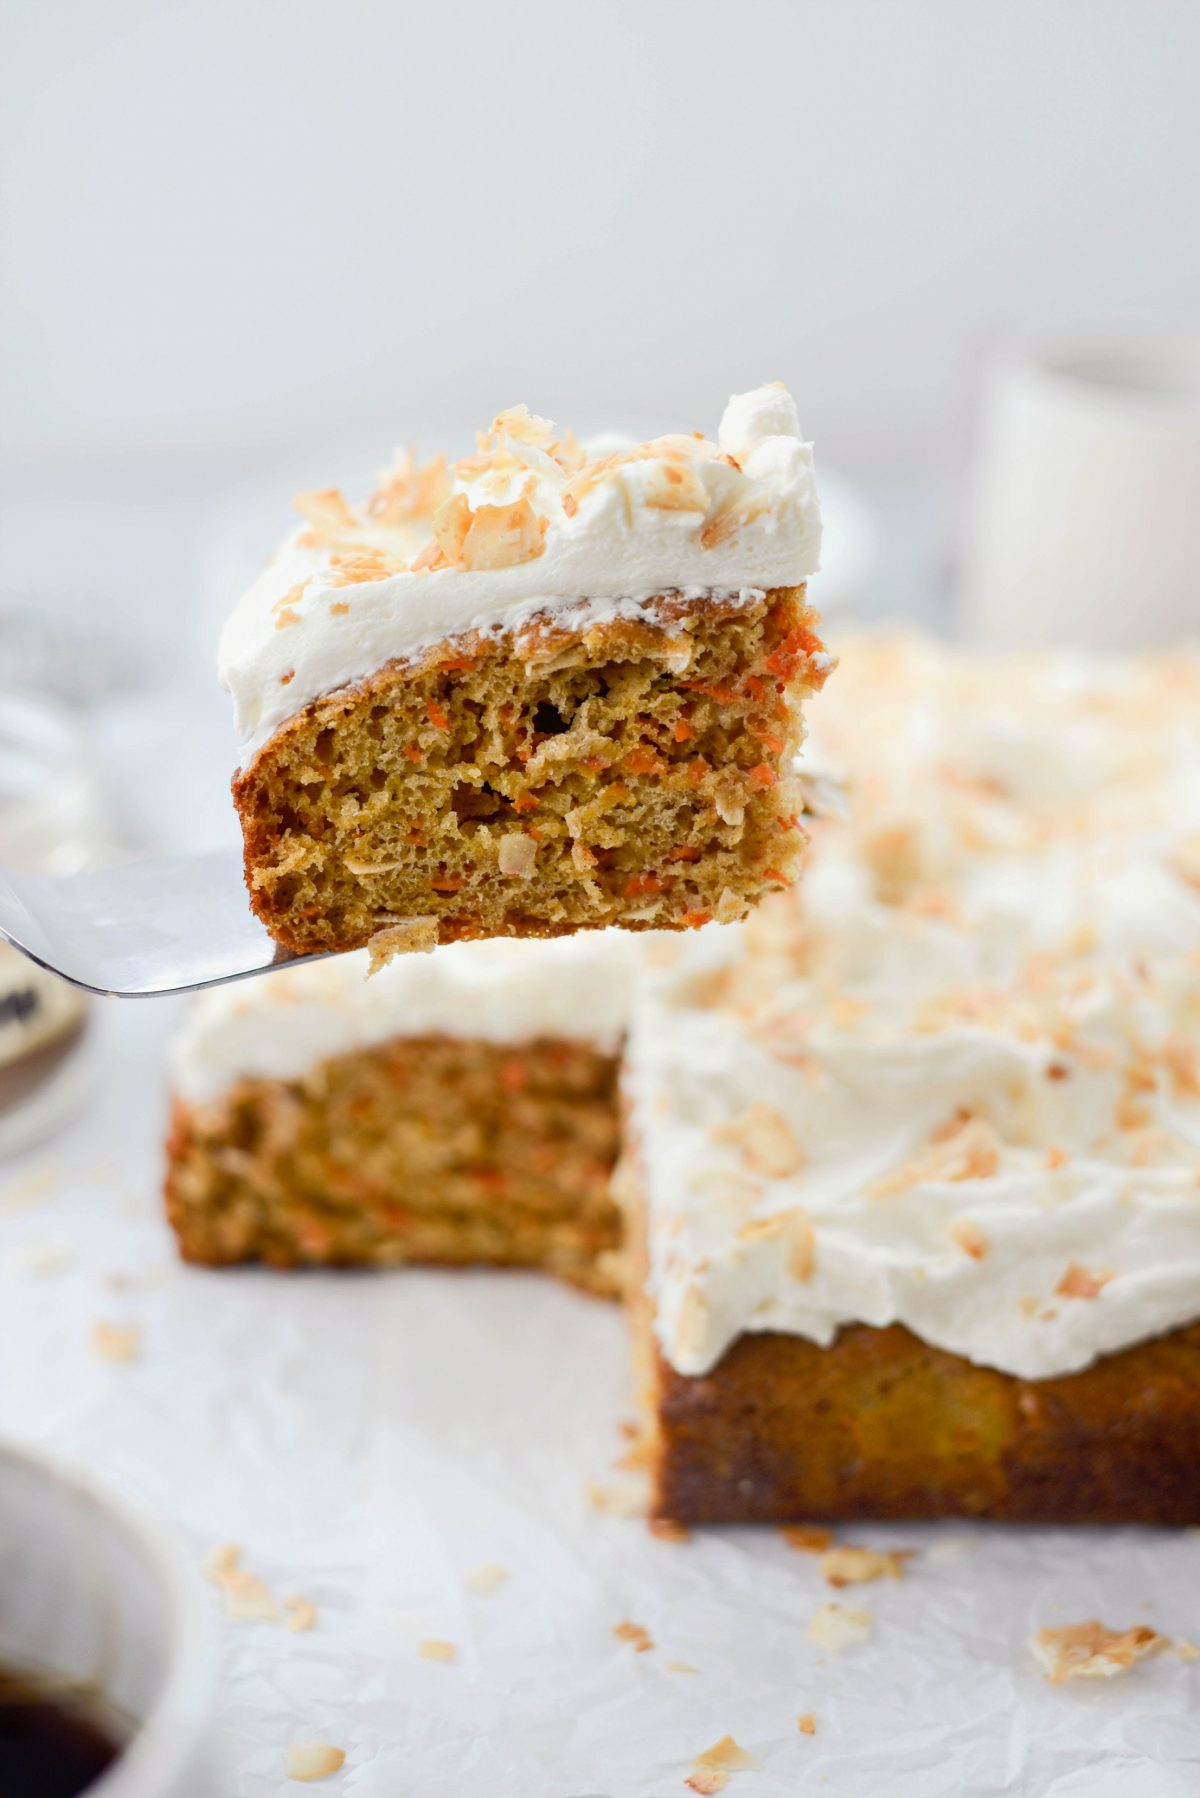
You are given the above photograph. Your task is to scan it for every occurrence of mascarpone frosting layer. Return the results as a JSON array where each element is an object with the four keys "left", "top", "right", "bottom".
[
  {"left": 629, "top": 635, "right": 1200, "bottom": 1380},
  {"left": 172, "top": 934, "right": 643, "bottom": 1106},
  {"left": 219, "top": 385, "right": 821, "bottom": 765}
]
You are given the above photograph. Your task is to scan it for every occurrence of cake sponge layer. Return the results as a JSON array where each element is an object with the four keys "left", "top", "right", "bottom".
[{"left": 233, "top": 587, "right": 827, "bottom": 956}]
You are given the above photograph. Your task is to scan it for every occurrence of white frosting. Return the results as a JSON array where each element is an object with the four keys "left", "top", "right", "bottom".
[
  {"left": 629, "top": 636, "right": 1200, "bottom": 1380},
  {"left": 219, "top": 385, "right": 820, "bottom": 764},
  {"left": 172, "top": 934, "right": 643, "bottom": 1106}
]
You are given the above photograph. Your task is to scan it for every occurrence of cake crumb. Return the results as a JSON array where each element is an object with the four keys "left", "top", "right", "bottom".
[
  {"left": 1173, "top": 1639, "right": 1200, "bottom": 1661},
  {"left": 1030, "top": 1619, "right": 1167, "bottom": 1683},
  {"left": 91, "top": 1322, "right": 140, "bottom": 1363},
  {"left": 807, "top": 1602, "right": 873, "bottom": 1653},
  {"left": 464, "top": 1562, "right": 509, "bottom": 1595},
  {"left": 649, "top": 1517, "right": 691, "bottom": 1543},
  {"left": 366, "top": 916, "right": 439, "bottom": 971},
  {"left": 286, "top": 1741, "right": 345, "bottom": 1781},
  {"left": 818, "top": 1545, "right": 912, "bottom": 1588},
  {"left": 781, "top": 1524, "right": 834, "bottom": 1554},
  {"left": 667, "top": 1659, "right": 699, "bottom": 1674},
  {"left": 418, "top": 1639, "right": 457, "bottom": 1663},
  {"left": 614, "top": 1620, "right": 653, "bottom": 1653},
  {"left": 797, "top": 1712, "right": 817, "bottom": 1735},
  {"left": 285, "top": 1596, "right": 318, "bottom": 1633},
  {"left": 685, "top": 1772, "right": 727, "bottom": 1795}
]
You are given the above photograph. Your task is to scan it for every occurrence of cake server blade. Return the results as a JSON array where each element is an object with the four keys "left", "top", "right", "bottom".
[{"left": 0, "top": 852, "right": 324, "bottom": 997}]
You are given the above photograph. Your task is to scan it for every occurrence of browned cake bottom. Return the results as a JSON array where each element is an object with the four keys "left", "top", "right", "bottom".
[
  {"left": 233, "top": 587, "right": 827, "bottom": 956},
  {"left": 636, "top": 1308, "right": 1200, "bottom": 1525},
  {"left": 165, "top": 1033, "right": 622, "bottom": 1295}
]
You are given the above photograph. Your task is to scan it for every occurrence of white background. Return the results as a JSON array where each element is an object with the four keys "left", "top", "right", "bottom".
[{"left": 2, "top": 0, "right": 1198, "bottom": 487}]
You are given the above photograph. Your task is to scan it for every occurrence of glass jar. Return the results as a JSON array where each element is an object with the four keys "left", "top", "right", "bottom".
[{"left": 0, "top": 693, "right": 112, "bottom": 1155}]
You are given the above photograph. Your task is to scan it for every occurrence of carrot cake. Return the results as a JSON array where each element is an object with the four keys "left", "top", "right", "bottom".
[
  {"left": 165, "top": 934, "right": 640, "bottom": 1293},
  {"left": 624, "top": 636, "right": 1200, "bottom": 1523},
  {"left": 219, "top": 385, "right": 829, "bottom": 957}
]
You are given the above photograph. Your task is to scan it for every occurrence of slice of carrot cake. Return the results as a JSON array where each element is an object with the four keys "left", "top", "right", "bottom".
[
  {"left": 165, "top": 934, "right": 640, "bottom": 1293},
  {"left": 623, "top": 635, "right": 1200, "bottom": 1523},
  {"left": 219, "top": 384, "right": 829, "bottom": 958}
]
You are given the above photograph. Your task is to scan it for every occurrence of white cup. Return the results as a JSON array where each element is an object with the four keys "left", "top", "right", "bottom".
[
  {"left": 0, "top": 1439, "right": 217, "bottom": 1797},
  {"left": 958, "top": 338, "right": 1200, "bottom": 650}
]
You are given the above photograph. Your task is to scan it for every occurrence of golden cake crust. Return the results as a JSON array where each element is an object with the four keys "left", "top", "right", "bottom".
[{"left": 641, "top": 1316, "right": 1200, "bottom": 1525}]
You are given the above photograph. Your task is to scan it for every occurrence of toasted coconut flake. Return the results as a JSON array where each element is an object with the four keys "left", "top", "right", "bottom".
[
  {"left": 1174, "top": 1638, "right": 1200, "bottom": 1661},
  {"left": 818, "top": 1546, "right": 912, "bottom": 1588},
  {"left": 714, "top": 1102, "right": 805, "bottom": 1179},
  {"left": 614, "top": 1619, "right": 654, "bottom": 1653},
  {"left": 92, "top": 1321, "right": 140, "bottom": 1363},
  {"left": 272, "top": 579, "right": 309, "bottom": 616},
  {"left": 694, "top": 1735, "right": 758, "bottom": 1773},
  {"left": 807, "top": 1602, "right": 873, "bottom": 1652},
  {"left": 1055, "top": 1262, "right": 1113, "bottom": 1300},
  {"left": 488, "top": 403, "right": 555, "bottom": 449},
  {"left": 737, "top": 1205, "right": 815, "bottom": 1280},
  {"left": 498, "top": 833, "right": 538, "bottom": 878},
  {"left": 713, "top": 777, "right": 746, "bottom": 828},
  {"left": 667, "top": 1660, "right": 699, "bottom": 1674},
  {"left": 328, "top": 546, "right": 399, "bottom": 585},
  {"left": 366, "top": 917, "right": 439, "bottom": 973},
  {"left": 285, "top": 1596, "right": 318, "bottom": 1633},
  {"left": 410, "top": 537, "right": 445, "bottom": 572},
  {"left": 204, "top": 1542, "right": 242, "bottom": 1584},
  {"left": 220, "top": 1567, "right": 280, "bottom": 1622},
  {"left": 418, "top": 1639, "right": 457, "bottom": 1663},
  {"left": 871, "top": 1115, "right": 1001, "bottom": 1198},
  {"left": 1030, "top": 1619, "right": 1166, "bottom": 1683},
  {"left": 1164, "top": 1033, "right": 1200, "bottom": 1097},
  {"left": 797, "top": 1713, "right": 817, "bottom": 1736},
  {"left": 949, "top": 1217, "right": 988, "bottom": 1260},
  {"left": 673, "top": 1282, "right": 710, "bottom": 1364},
  {"left": 459, "top": 496, "right": 546, "bottom": 570},
  {"left": 367, "top": 450, "right": 450, "bottom": 524},
  {"left": 464, "top": 1562, "right": 509, "bottom": 1595},
  {"left": 293, "top": 488, "right": 357, "bottom": 544},
  {"left": 432, "top": 492, "right": 473, "bottom": 566},
  {"left": 643, "top": 461, "right": 710, "bottom": 512},
  {"left": 286, "top": 1741, "right": 345, "bottom": 1782},
  {"left": 781, "top": 1524, "right": 834, "bottom": 1554}
]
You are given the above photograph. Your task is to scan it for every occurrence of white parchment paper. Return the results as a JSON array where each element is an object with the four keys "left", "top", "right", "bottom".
[{"left": 0, "top": 1001, "right": 1197, "bottom": 1797}]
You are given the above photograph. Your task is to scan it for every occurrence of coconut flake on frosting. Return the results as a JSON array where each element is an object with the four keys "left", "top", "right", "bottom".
[
  {"left": 627, "top": 635, "right": 1200, "bottom": 1382},
  {"left": 218, "top": 386, "right": 821, "bottom": 764}
]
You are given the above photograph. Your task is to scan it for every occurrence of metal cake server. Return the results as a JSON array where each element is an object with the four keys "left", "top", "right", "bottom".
[{"left": 0, "top": 852, "right": 324, "bottom": 997}]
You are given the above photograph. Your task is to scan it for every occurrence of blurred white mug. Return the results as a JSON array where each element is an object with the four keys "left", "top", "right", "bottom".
[{"left": 959, "top": 338, "right": 1200, "bottom": 650}]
